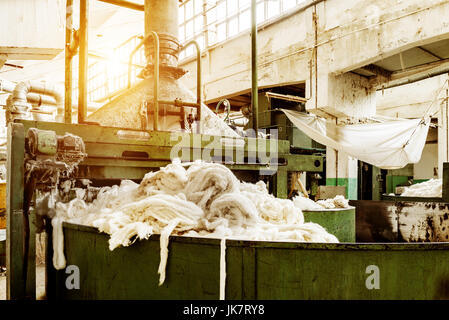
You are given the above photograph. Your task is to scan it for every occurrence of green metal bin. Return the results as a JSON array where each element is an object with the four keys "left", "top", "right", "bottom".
[
  {"left": 303, "top": 206, "right": 355, "bottom": 242},
  {"left": 47, "top": 222, "right": 449, "bottom": 300}
]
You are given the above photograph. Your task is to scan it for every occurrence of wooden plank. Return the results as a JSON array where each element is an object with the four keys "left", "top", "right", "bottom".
[{"left": 6, "top": 123, "right": 25, "bottom": 299}]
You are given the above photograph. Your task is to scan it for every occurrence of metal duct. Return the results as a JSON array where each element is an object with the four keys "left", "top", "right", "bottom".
[
  {"left": 7, "top": 81, "right": 63, "bottom": 123},
  {"left": 11, "top": 81, "right": 63, "bottom": 107},
  {"left": 144, "top": 0, "right": 180, "bottom": 69},
  {"left": 1, "top": 78, "right": 60, "bottom": 106}
]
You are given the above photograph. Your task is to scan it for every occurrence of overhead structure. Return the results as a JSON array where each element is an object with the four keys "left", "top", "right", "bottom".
[{"left": 87, "top": 0, "right": 202, "bottom": 132}]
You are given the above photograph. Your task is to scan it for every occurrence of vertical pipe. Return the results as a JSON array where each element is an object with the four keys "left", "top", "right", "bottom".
[
  {"left": 251, "top": 0, "right": 258, "bottom": 135},
  {"left": 64, "top": 0, "right": 73, "bottom": 124},
  {"left": 194, "top": 41, "right": 202, "bottom": 134},
  {"left": 446, "top": 83, "right": 448, "bottom": 162},
  {"left": 78, "top": 0, "right": 89, "bottom": 124},
  {"left": 153, "top": 32, "right": 159, "bottom": 131}
]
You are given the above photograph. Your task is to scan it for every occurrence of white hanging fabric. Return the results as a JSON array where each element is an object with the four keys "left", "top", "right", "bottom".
[{"left": 281, "top": 109, "right": 430, "bottom": 169}]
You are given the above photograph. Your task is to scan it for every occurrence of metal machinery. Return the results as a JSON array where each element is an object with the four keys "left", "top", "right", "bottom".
[
  {"left": 247, "top": 91, "right": 326, "bottom": 199},
  {"left": 353, "top": 163, "right": 449, "bottom": 243},
  {"left": 5, "top": 0, "right": 323, "bottom": 299},
  {"left": 5, "top": 0, "right": 449, "bottom": 300}
]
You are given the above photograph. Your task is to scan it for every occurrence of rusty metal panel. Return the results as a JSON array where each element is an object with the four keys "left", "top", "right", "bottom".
[
  {"left": 352, "top": 200, "right": 449, "bottom": 243},
  {"left": 398, "top": 202, "right": 449, "bottom": 242}
]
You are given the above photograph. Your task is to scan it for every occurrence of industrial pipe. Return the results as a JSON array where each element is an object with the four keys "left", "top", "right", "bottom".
[
  {"left": 65, "top": 0, "right": 74, "bottom": 123},
  {"left": 215, "top": 99, "right": 231, "bottom": 124},
  {"left": 251, "top": 0, "right": 258, "bottom": 136},
  {"left": 78, "top": 0, "right": 89, "bottom": 124},
  {"left": 127, "top": 32, "right": 159, "bottom": 130},
  {"left": 144, "top": 0, "right": 180, "bottom": 68},
  {"left": 11, "top": 81, "right": 63, "bottom": 107},
  {"left": 26, "top": 93, "right": 59, "bottom": 106},
  {"left": 152, "top": 32, "right": 159, "bottom": 132},
  {"left": 181, "top": 40, "right": 202, "bottom": 133},
  {"left": 2, "top": 78, "right": 61, "bottom": 107}
]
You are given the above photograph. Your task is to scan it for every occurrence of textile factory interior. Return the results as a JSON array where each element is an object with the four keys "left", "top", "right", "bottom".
[{"left": 2, "top": 0, "right": 449, "bottom": 302}]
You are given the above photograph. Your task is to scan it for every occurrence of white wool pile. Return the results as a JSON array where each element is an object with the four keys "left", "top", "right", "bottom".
[
  {"left": 293, "top": 194, "right": 349, "bottom": 210},
  {"left": 184, "top": 162, "right": 240, "bottom": 210},
  {"left": 400, "top": 179, "right": 442, "bottom": 197},
  {"left": 293, "top": 196, "right": 323, "bottom": 211},
  {"left": 333, "top": 195, "right": 350, "bottom": 208},
  {"left": 138, "top": 159, "right": 188, "bottom": 196},
  {"left": 201, "top": 104, "right": 240, "bottom": 137},
  {"left": 51, "top": 160, "right": 339, "bottom": 286}
]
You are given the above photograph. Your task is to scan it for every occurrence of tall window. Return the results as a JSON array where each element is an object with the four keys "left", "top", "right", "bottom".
[{"left": 178, "top": 0, "right": 307, "bottom": 59}]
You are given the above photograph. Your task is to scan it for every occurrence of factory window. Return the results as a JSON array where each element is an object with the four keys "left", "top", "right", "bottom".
[
  {"left": 84, "top": 0, "right": 306, "bottom": 104},
  {"left": 178, "top": 0, "right": 307, "bottom": 60}
]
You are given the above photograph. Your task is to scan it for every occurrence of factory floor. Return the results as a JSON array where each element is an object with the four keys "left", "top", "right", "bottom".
[
  {"left": 0, "top": 264, "right": 46, "bottom": 300},
  {"left": 1, "top": 233, "right": 47, "bottom": 300}
]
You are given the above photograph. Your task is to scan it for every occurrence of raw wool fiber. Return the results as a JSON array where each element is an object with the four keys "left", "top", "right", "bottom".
[
  {"left": 293, "top": 196, "right": 323, "bottom": 211},
  {"left": 184, "top": 161, "right": 240, "bottom": 210},
  {"left": 400, "top": 179, "right": 442, "bottom": 197},
  {"left": 50, "top": 160, "right": 339, "bottom": 286},
  {"left": 293, "top": 194, "right": 350, "bottom": 210}
]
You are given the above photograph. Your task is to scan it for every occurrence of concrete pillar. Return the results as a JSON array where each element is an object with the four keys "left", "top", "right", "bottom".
[
  {"left": 307, "top": 72, "right": 377, "bottom": 119},
  {"left": 326, "top": 147, "right": 358, "bottom": 200}
]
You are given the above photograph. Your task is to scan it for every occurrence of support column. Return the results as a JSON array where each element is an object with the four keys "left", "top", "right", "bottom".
[
  {"left": 307, "top": 72, "right": 377, "bottom": 119},
  {"left": 326, "top": 147, "right": 358, "bottom": 200},
  {"left": 438, "top": 74, "right": 449, "bottom": 179}
]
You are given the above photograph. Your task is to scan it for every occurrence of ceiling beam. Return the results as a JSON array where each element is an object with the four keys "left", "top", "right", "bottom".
[
  {"left": 0, "top": 47, "right": 61, "bottom": 60},
  {"left": 373, "top": 57, "right": 449, "bottom": 89},
  {"left": 417, "top": 46, "right": 443, "bottom": 60},
  {"left": 359, "top": 64, "right": 392, "bottom": 79}
]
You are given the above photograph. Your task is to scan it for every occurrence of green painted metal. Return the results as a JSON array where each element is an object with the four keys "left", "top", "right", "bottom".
[
  {"left": 303, "top": 207, "right": 355, "bottom": 242},
  {"left": 48, "top": 222, "right": 449, "bottom": 300},
  {"left": 275, "top": 169, "right": 288, "bottom": 198},
  {"left": 15, "top": 120, "right": 320, "bottom": 178},
  {"left": 8, "top": 120, "right": 323, "bottom": 299},
  {"left": 371, "top": 166, "right": 381, "bottom": 201},
  {"left": 36, "top": 130, "right": 57, "bottom": 155},
  {"left": 386, "top": 175, "right": 409, "bottom": 194},
  {"left": 326, "top": 177, "right": 357, "bottom": 200}
]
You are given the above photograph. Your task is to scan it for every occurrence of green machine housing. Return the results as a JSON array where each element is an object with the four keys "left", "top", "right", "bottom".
[{"left": 5, "top": 119, "right": 324, "bottom": 300}]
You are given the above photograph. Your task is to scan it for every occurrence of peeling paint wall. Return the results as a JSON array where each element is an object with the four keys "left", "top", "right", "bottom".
[{"left": 180, "top": 0, "right": 449, "bottom": 119}]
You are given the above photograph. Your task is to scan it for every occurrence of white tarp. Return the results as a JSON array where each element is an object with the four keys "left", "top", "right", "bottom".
[{"left": 281, "top": 109, "right": 430, "bottom": 169}]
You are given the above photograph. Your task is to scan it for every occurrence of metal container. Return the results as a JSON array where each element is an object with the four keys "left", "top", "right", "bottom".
[
  {"left": 303, "top": 206, "right": 355, "bottom": 242},
  {"left": 47, "top": 222, "right": 449, "bottom": 300}
]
